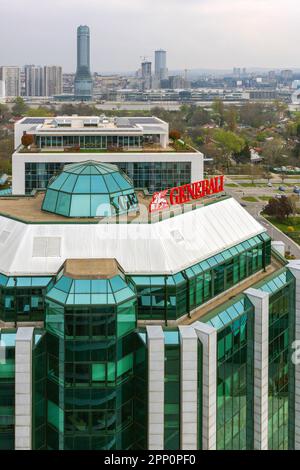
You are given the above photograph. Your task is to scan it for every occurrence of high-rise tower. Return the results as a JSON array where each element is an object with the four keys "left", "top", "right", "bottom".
[
  {"left": 74, "top": 25, "right": 93, "bottom": 100},
  {"left": 141, "top": 61, "right": 152, "bottom": 90},
  {"left": 155, "top": 49, "right": 168, "bottom": 81}
]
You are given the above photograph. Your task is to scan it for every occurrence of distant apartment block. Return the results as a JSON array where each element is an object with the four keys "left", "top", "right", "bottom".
[
  {"left": 24, "top": 65, "right": 63, "bottom": 97},
  {"left": 0, "top": 80, "right": 5, "bottom": 102},
  {"left": 24, "top": 65, "right": 44, "bottom": 97},
  {"left": 44, "top": 66, "right": 63, "bottom": 96},
  {"left": 0, "top": 66, "right": 21, "bottom": 97}
]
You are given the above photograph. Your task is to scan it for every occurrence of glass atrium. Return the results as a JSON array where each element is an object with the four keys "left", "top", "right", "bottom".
[{"left": 41, "top": 161, "right": 139, "bottom": 217}]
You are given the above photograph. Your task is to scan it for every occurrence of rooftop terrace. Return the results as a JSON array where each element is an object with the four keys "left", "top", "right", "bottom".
[{"left": 0, "top": 191, "right": 228, "bottom": 224}]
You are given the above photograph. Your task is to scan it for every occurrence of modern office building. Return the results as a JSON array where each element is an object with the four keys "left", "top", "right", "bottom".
[
  {"left": 0, "top": 155, "right": 298, "bottom": 450},
  {"left": 44, "top": 66, "right": 63, "bottom": 97},
  {"left": 74, "top": 25, "right": 93, "bottom": 100},
  {"left": 24, "top": 65, "right": 44, "bottom": 97},
  {"left": 155, "top": 50, "right": 168, "bottom": 81},
  {"left": 12, "top": 115, "right": 202, "bottom": 195},
  {"left": 141, "top": 61, "right": 152, "bottom": 91},
  {"left": 0, "top": 66, "right": 21, "bottom": 97}
]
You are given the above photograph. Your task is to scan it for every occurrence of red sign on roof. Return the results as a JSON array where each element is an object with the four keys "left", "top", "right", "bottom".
[{"left": 149, "top": 175, "right": 225, "bottom": 213}]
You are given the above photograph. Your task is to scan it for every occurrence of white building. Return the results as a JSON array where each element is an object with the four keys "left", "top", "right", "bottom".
[
  {"left": 0, "top": 80, "right": 5, "bottom": 102},
  {"left": 0, "top": 66, "right": 21, "bottom": 97},
  {"left": 12, "top": 115, "right": 203, "bottom": 195}
]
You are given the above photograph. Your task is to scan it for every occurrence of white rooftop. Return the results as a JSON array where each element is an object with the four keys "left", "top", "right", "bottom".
[
  {"left": 0, "top": 197, "right": 265, "bottom": 276},
  {"left": 17, "top": 115, "right": 168, "bottom": 134}
]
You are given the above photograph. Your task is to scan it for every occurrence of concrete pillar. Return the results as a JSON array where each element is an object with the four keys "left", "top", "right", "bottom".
[
  {"left": 178, "top": 326, "right": 198, "bottom": 450},
  {"left": 15, "top": 327, "right": 34, "bottom": 450},
  {"left": 287, "top": 263, "right": 300, "bottom": 449},
  {"left": 193, "top": 321, "right": 217, "bottom": 450},
  {"left": 146, "top": 325, "right": 165, "bottom": 450},
  {"left": 245, "top": 288, "right": 269, "bottom": 450}
]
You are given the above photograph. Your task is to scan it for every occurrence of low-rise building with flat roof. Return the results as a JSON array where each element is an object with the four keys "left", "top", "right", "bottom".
[{"left": 12, "top": 115, "right": 203, "bottom": 195}]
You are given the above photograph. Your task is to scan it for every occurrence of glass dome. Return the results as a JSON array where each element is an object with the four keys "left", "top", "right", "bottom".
[{"left": 42, "top": 161, "right": 139, "bottom": 218}]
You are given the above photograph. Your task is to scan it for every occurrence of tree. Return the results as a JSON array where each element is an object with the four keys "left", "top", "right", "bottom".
[
  {"left": 261, "top": 137, "right": 285, "bottom": 169},
  {"left": 169, "top": 130, "right": 181, "bottom": 141},
  {"left": 225, "top": 106, "right": 238, "bottom": 132},
  {"left": 0, "top": 103, "right": 11, "bottom": 122},
  {"left": 25, "top": 106, "right": 55, "bottom": 117},
  {"left": 198, "top": 142, "right": 223, "bottom": 172},
  {"left": 264, "top": 196, "right": 293, "bottom": 221},
  {"left": 212, "top": 99, "right": 225, "bottom": 127},
  {"left": 213, "top": 129, "right": 245, "bottom": 172},
  {"left": 249, "top": 164, "right": 263, "bottom": 184},
  {"left": 0, "top": 136, "right": 14, "bottom": 174},
  {"left": 21, "top": 133, "right": 34, "bottom": 148},
  {"left": 239, "top": 102, "right": 277, "bottom": 128},
  {"left": 186, "top": 106, "right": 210, "bottom": 126},
  {"left": 263, "top": 170, "right": 273, "bottom": 183},
  {"left": 12, "top": 97, "right": 28, "bottom": 116}
]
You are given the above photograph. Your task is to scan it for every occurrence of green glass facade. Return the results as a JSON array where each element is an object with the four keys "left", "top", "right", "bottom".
[
  {"left": 0, "top": 276, "right": 52, "bottom": 322},
  {"left": 35, "top": 134, "right": 143, "bottom": 150},
  {"left": 42, "top": 162, "right": 138, "bottom": 218},
  {"left": 24, "top": 161, "right": 192, "bottom": 195},
  {"left": 133, "top": 333, "right": 148, "bottom": 450},
  {"left": 255, "top": 270, "right": 296, "bottom": 450},
  {"left": 203, "top": 297, "right": 254, "bottom": 450},
  {"left": 131, "top": 233, "right": 271, "bottom": 322},
  {"left": 0, "top": 235, "right": 296, "bottom": 451},
  {"left": 45, "top": 272, "right": 138, "bottom": 450},
  {"left": 0, "top": 331, "right": 15, "bottom": 450},
  {"left": 32, "top": 331, "right": 47, "bottom": 450},
  {"left": 164, "top": 331, "right": 180, "bottom": 450}
]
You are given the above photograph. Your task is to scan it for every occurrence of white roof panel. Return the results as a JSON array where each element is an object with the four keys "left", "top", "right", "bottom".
[{"left": 0, "top": 198, "right": 266, "bottom": 276}]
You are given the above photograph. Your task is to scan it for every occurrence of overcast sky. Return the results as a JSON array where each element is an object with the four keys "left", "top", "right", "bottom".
[{"left": 1, "top": 0, "right": 299, "bottom": 73}]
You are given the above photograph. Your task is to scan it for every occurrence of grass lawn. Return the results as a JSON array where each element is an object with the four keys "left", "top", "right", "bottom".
[
  {"left": 239, "top": 183, "right": 257, "bottom": 187},
  {"left": 225, "top": 183, "right": 239, "bottom": 187},
  {"left": 259, "top": 196, "right": 272, "bottom": 201},
  {"left": 264, "top": 215, "right": 300, "bottom": 232},
  {"left": 242, "top": 196, "right": 258, "bottom": 202}
]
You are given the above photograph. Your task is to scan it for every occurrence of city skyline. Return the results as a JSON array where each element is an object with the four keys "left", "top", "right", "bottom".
[{"left": 1, "top": 0, "right": 300, "bottom": 73}]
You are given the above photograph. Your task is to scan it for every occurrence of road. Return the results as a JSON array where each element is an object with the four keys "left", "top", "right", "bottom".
[{"left": 225, "top": 178, "right": 300, "bottom": 259}]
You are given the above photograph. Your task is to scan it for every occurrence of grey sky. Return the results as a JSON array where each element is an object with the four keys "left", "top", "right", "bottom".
[{"left": 1, "top": 0, "right": 299, "bottom": 73}]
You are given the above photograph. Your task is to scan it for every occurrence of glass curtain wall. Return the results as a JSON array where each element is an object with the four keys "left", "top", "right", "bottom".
[
  {"left": 131, "top": 234, "right": 271, "bottom": 322},
  {"left": 254, "top": 269, "right": 296, "bottom": 450},
  {"left": 32, "top": 331, "right": 47, "bottom": 450},
  {"left": 36, "top": 135, "right": 143, "bottom": 150},
  {"left": 0, "top": 331, "right": 16, "bottom": 450},
  {"left": 25, "top": 161, "right": 192, "bottom": 195},
  {"left": 133, "top": 332, "right": 148, "bottom": 449},
  {"left": 202, "top": 296, "right": 255, "bottom": 450},
  {"left": 45, "top": 273, "right": 138, "bottom": 450},
  {"left": 164, "top": 331, "right": 180, "bottom": 450},
  {"left": 0, "top": 276, "right": 53, "bottom": 322}
]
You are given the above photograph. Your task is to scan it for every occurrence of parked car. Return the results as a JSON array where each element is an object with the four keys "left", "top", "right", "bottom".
[
  {"left": 278, "top": 186, "right": 286, "bottom": 191},
  {"left": 267, "top": 182, "right": 273, "bottom": 187}
]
